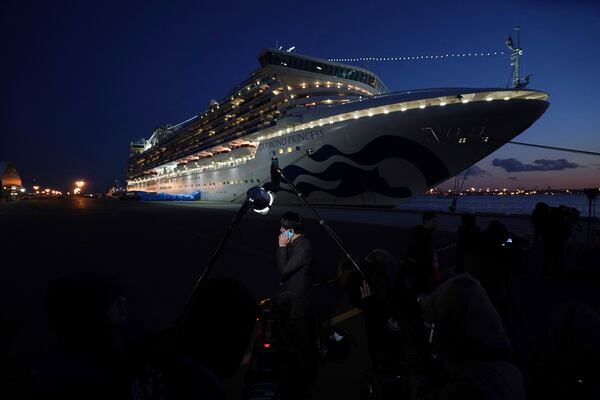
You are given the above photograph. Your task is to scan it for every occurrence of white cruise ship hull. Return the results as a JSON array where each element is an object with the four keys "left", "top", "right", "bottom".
[{"left": 128, "top": 89, "right": 549, "bottom": 207}]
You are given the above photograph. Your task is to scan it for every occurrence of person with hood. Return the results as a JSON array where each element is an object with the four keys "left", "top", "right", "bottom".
[{"left": 411, "top": 273, "right": 525, "bottom": 400}]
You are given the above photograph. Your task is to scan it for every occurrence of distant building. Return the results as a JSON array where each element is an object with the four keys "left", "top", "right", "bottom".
[{"left": 0, "top": 161, "right": 23, "bottom": 200}]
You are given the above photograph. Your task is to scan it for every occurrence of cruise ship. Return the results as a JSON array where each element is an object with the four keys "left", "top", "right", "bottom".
[{"left": 127, "top": 48, "right": 549, "bottom": 206}]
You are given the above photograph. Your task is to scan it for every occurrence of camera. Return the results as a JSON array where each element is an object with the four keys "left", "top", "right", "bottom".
[
  {"left": 245, "top": 295, "right": 298, "bottom": 400},
  {"left": 244, "top": 294, "right": 350, "bottom": 400}
]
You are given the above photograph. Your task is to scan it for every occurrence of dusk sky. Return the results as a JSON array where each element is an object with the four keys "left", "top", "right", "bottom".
[{"left": 2, "top": 0, "right": 599, "bottom": 192}]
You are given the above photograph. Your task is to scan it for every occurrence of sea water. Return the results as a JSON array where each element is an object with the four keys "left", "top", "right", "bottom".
[{"left": 396, "top": 194, "right": 599, "bottom": 216}]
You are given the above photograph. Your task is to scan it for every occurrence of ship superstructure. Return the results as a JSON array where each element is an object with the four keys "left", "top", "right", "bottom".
[{"left": 127, "top": 48, "right": 549, "bottom": 206}]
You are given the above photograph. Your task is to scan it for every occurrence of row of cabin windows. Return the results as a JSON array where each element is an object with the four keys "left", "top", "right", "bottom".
[
  {"left": 130, "top": 112, "right": 278, "bottom": 174},
  {"left": 129, "top": 81, "right": 280, "bottom": 173},
  {"left": 157, "top": 178, "right": 262, "bottom": 188},
  {"left": 135, "top": 177, "right": 260, "bottom": 186},
  {"left": 273, "top": 145, "right": 302, "bottom": 156},
  {"left": 133, "top": 144, "right": 303, "bottom": 184},
  {"left": 260, "top": 52, "right": 386, "bottom": 93}
]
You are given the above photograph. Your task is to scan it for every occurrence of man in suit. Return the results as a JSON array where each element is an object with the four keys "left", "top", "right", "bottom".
[{"left": 277, "top": 211, "right": 316, "bottom": 393}]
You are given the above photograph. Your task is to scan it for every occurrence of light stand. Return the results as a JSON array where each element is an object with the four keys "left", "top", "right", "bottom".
[{"left": 185, "top": 186, "right": 274, "bottom": 313}]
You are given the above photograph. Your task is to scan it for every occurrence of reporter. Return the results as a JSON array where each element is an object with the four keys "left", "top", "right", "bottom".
[
  {"left": 276, "top": 212, "right": 312, "bottom": 320},
  {"left": 275, "top": 211, "right": 317, "bottom": 392}
]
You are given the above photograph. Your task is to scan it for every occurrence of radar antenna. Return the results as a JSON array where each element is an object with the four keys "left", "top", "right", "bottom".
[{"left": 506, "top": 26, "right": 531, "bottom": 88}]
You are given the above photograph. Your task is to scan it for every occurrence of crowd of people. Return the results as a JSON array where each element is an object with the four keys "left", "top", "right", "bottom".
[{"left": 28, "top": 205, "right": 599, "bottom": 399}]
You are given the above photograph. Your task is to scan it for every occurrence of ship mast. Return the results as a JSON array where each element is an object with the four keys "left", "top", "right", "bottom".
[{"left": 506, "top": 26, "right": 530, "bottom": 88}]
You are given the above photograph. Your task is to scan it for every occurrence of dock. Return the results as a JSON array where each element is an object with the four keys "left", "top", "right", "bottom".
[{"left": 1, "top": 198, "right": 598, "bottom": 398}]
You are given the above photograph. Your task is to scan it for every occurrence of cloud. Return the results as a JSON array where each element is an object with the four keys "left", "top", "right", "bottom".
[
  {"left": 508, "top": 176, "right": 518, "bottom": 181},
  {"left": 492, "top": 158, "right": 580, "bottom": 173},
  {"left": 461, "top": 165, "right": 490, "bottom": 178}
]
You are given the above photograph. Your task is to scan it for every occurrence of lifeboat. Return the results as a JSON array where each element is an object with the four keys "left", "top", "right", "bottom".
[
  {"left": 185, "top": 156, "right": 200, "bottom": 167},
  {"left": 210, "top": 145, "right": 232, "bottom": 163},
  {"left": 229, "top": 140, "right": 258, "bottom": 158},
  {"left": 176, "top": 160, "right": 188, "bottom": 168},
  {"left": 196, "top": 151, "right": 214, "bottom": 166}
]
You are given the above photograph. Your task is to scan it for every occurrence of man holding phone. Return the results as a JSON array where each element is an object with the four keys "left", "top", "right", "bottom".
[{"left": 276, "top": 211, "right": 316, "bottom": 391}]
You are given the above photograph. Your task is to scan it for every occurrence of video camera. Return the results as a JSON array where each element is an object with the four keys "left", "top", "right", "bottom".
[
  {"left": 244, "top": 293, "right": 350, "bottom": 400},
  {"left": 244, "top": 294, "right": 298, "bottom": 400}
]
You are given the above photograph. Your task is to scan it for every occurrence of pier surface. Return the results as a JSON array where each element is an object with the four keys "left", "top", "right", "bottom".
[{"left": 1, "top": 198, "right": 598, "bottom": 398}]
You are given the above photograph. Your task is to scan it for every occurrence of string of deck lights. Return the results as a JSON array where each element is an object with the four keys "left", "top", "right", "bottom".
[{"left": 329, "top": 50, "right": 505, "bottom": 63}]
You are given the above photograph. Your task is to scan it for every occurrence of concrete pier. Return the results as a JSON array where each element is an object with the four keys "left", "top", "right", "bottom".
[{"left": 1, "top": 198, "right": 598, "bottom": 398}]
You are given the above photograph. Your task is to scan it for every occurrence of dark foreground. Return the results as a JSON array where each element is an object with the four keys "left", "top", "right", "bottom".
[{"left": 1, "top": 198, "right": 599, "bottom": 399}]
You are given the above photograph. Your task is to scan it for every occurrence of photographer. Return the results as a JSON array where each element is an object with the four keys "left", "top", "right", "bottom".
[
  {"left": 276, "top": 211, "right": 317, "bottom": 392},
  {"left": 337, "top": 250, "right": 430, "bottom": 372},
  {"left": 463, "top": 220, "right": 525, "bottom": 320},
  {"left": 404, "top": 212, "right": 439, "bottom": 295},
  {"left": 532, "top": 202, "right": 579, "bottom": 276},
  {"left": 456, "top": 213, "right": 480, "bottom": 274}
]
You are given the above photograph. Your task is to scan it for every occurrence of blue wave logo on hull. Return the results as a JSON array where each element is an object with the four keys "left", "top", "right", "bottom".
[
  {"left": 286, "top": 162, "right": 412, "bottom": 198},
  {"left": 307, "top": 135, "right": 449, "bottom": 187},
  {"left": 278, "top": 135, "right": 449, "bottom": 199}
]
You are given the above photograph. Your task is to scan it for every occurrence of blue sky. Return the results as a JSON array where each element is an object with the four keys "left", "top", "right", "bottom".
[{"left": 1, "top": 0, "right": 599, "bottom": 191}]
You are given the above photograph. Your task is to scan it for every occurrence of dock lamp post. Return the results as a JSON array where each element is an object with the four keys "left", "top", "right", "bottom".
[{"left": 74, "top": 180, "right": 85, "bottom": 195}]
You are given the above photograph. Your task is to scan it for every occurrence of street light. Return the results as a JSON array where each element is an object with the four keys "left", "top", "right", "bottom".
[{"left": 74, "top": 180, "right": 85, "bottom": 195}]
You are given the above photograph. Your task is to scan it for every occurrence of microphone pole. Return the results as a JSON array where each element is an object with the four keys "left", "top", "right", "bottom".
[
  {"left": 185, "top": 199, "right": 252, "bottom": 314},
  {"left": 184, "top": 185, "right": 274, "bottom": 314}
]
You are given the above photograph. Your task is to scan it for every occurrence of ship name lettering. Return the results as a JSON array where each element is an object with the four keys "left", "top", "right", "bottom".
[{"left": 258, "top": 129, "right": 325, "bottom": 151}]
